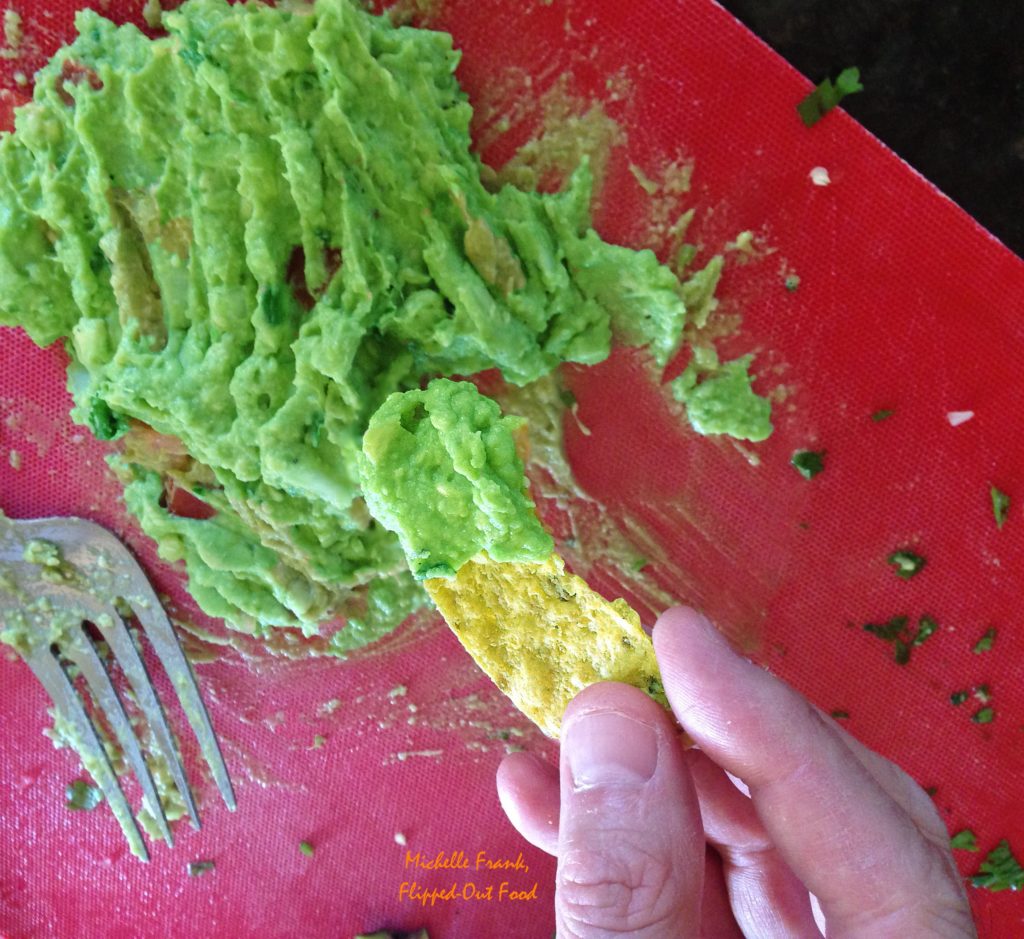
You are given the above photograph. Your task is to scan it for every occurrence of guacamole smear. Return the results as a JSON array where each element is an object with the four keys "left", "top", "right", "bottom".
[
  {"left": 0, "top": 0, "right": 768, "bottom": 644},
  {"left": 670, "top": 347, "right": 773, "bottom": 441},
  {"left": 361, "top": 379, "right": 552, "bottom": 579}
]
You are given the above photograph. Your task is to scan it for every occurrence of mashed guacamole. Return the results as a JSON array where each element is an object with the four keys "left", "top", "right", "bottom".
[{"left": 0, "top": 0, "right": 769, "bottom": 645}]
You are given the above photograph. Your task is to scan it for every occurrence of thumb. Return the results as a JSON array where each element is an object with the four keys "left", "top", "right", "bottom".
[{"left": 557, "top": 682, "right": 704, "bottom": 938}]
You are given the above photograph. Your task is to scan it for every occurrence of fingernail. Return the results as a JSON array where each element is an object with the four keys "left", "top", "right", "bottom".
[{"left": 565, "top": 710, "right": 658, "bottom": 789}]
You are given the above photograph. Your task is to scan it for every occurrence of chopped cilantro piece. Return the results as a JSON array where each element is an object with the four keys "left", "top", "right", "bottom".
[
  {"left": 829, "top": 709, "right": 850, "bottom": 720},
  {"left": 973, "top": 684, "right": 991, "bottom": 705},
  {"left": 887, "top": 549, "right": 926, "bottom": 579},
  {"left": 791, "top": 449, "right": 825, "bottom": 479},
  {"left": 990, "top": 486, "right": 1010, "bottom": 529},
  {"left": 951, "top": 830, "right": 979, "bottom": 852},
  {"left": 950, "top": 690, "right": 969, "bottom": 706},
  {"left": 972, "top": 706, "right": 994, "bottom": 724},
  {"left": 924, "top": 786, "right": 938, "bottom": 797},
  {"left": 871, "top": 408, "right": 894, "bottom": 422},
  {"left": 65, "top": 780, "right": 102, "bottom": 811},
  {"left": 864, "top": 615, "right": 938, "bottom": 664},
  {"left": 784, "top": 274, "right": 801, "bottom": 292},
  {"left": 300, "top": 840, "right": 315, "bottom": 856},
  {"left": 912, "top": 615, "right": 939, "bottom": 646},
  {"left": 864, "top": 615, "right": 909, "bottom": 642},
  {"left": 973, "top": 627, "right": 996, "bottom": 653},
  {"left": 971, "top": 840, "right": 1024, "bottom": 892},
  {"left": 188, "top": 860, "right": 215, "bottom": 877},
  {"left": 797, "top": 67, "right": 864, "bottom": 127},
  {"left": 86, "top": 399, "right": 129, "bottom": 441}
]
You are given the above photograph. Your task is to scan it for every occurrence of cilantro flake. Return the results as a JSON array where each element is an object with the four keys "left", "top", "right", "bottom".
[
  {"left": 188, "top": 860, "right": 215, "bottom": 877},
  {"left": 791, "top": 449, "right": 825, "bottom": 479},
  {"left": 784, "top": 274, "right": 801, "bottom": 292},
  {"left": 971, "top": 840, "right": 1024, "bottom": 892},
  {"left": 300, "top": 840, "right": 315, "bottom": 857},
  {"left": 973, "top": 627, "right": 996, "bottom": 654},
  {"left": 864, "top": 615, "right": 909, "bottom": 642},
  {"left": 912, "top": 615, "right": 939, "bottom": 646},
  {"left": 863, "top": 614, "right": 938, "bottom": 664},
  {"left": 973, "top": 684, "right": 991, "bottom": 705},
  {"left": 991, "top": 486, "right": 1010, "bottom": 529},
  {"left": 871, "top": 408, "right": 894, "bottom": 422},
  {"left": 950, "top": 690, "right": 969, "bottom": 706},
  {"left": 797, "top": 67, "right": 864, "bottom": 127},
  {"left": 887, "top": 549, "right": 926, "bottom": 579},
  {"left": 829, "top": 709, "right": 850, "bottom": 720},
  {"left": 86, "top": 399, "right": 128, "bottom": 441},
  {"left": 65, "top": 780, "right": 102, "bottom": 811},
  {"left": 971, "top": 706, "right": 994, "bottom": 724},
  {"left": 951, "top": 830, "right": 979, "bottom": 852}
]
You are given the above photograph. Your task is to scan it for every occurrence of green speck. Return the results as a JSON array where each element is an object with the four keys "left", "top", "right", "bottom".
[
  {"left": 971, "top": 840, "right": 1024, "bottom": 892},
  {"left": 86, "top": 399, "right": 128, "bottom": 441},
  {"left": 299, "top": 840, "right": 315, "bottom": 856},
  {"left": 973, "top": 684, "right": 991, "bottom": 705},
  {"left": 912, "top": 614, "right": 938, "bottom": 646},
  {"left": 310, "top": 734, "right": 326, "bottom": 750},
  {"left": 887, "top": 549, "right": 925, "bottom": 579},
  {"left": 924, "top": 785, "right": 938, "bottom": 797},
  {"left": 797, "top": 66, "right": 864, "bottom": 127},
  {"left": 675, "top": 243, "right": 698, "bottom": 272},
  {"left": 990, "top": 486, "right": 1010, "bottom": 529},
  {"left": 784, "top": 273, "right": 801, "bottom": 292},
  {"left": 829, "top": 709, "right": 850, "bottom": 720},
  {"left": 66, "top": 780, "right": 103, "bottom": 811},
  {"left": 863, "top": 615, "right": 925, "bottom": 664},
  {"left": 971, "top": 706, "right": 994, "bottom": 724},
  {"left": 791, "top": 449, "right": 825, "bottom": 479},
  {"left": 871, "top": 408, "right": 894, "bottom": 422},
  {"left": 951, "top": 830, "right": 979, "bottom": 852},
  {"left": 188, "top": 860, "right": 215, "bottom": 876},
  {"left": 950, "top": 690, "right": 969, "bottom": 706},
  {"left": 973, "top": 627, "right": 996, "bottom": 653},
  {"left": 864, "top": 615, "right": 909, "bottom": 643}
]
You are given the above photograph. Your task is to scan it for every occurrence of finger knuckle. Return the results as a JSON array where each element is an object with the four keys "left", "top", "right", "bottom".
[{"left": 558, "top": 840, "right": 678, "bottom": 936}]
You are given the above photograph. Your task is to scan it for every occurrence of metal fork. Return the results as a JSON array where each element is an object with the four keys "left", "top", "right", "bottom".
[{"left": 0, "top": 515, "right": 235, "bottom": 860}]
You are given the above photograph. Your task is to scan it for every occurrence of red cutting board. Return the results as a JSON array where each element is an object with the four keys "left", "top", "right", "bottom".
[{"left": 2, "top": 1, "right": 1022, "bottom": 937}]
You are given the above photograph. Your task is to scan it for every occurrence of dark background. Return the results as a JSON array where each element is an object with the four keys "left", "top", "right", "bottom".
[{"left": 717, "top": 0, "right": 1024, "bottom": 258}]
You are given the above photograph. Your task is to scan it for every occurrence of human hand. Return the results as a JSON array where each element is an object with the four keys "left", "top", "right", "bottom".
[{"left": 496, "top": 607, "right": 976, "bottom": 938}]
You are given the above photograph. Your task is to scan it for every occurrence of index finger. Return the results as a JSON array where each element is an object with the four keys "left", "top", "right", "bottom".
[{"left": 653, "top": 607, "right": 974, "bottom": 938}]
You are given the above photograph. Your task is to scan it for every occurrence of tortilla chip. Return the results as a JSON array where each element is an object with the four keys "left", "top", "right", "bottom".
[{"left": 425, "top": 553, "right": 668, "bottom": 738}]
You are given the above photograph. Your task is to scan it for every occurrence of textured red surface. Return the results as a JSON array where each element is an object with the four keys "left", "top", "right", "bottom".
[{"left": 2, "top": 0, "right": 1023, "bottom": 937}]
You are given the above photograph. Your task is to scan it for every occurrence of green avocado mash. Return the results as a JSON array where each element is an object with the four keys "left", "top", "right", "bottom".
[
  {"left": 670, "top": 346, "right": 773, "bottom": 441},
  {"left": 0, "top": 0, "right": 769, "bottom": 644},
  {"left": 360, "top": 378, "right": 552, "bottom": 579}
]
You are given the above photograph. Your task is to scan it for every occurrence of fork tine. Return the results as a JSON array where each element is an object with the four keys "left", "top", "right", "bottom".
[
  {"left": 23, "top": 644, "right": 150, "bottom": 862},
  {"left": 95, "top": 608, "right": 201, "bottom": 829},
  {"left": 129, "top": 596, "right": 237, "bottom": 813},
  {"left": 55, "top": 516, "right": 235, "bottom": 812},
  {"left": 61, "top": 624, "right": 174, "bottom": 846}
]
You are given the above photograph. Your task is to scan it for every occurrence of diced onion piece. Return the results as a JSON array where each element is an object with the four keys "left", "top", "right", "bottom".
[{"left": 947, "top": 410, "right": 975, "bottom": 427}]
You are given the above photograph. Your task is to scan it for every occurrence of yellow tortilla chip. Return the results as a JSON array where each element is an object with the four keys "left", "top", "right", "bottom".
[{"left": 426, "top": 553, "right": 668, "bottom": 738}]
